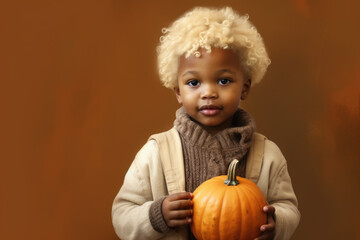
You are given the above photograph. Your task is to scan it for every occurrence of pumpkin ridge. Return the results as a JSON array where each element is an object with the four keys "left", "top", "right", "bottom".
[
  {"left": 233, "top": 186, "right": 242, "bottom": 239},
  {"left": 238, "top": 186, "right": 253, "bottom": 239},
  {"left": 244, "top": 182, "right": 267, "bottom": 238},
  {"left": 210, "top": 186, "right": 227, "bottom": 240},
  {"left": 245, "top": 186, "right": 255, "bottom": 239},
  {"left": 245, "top": 182, "right": 265, "bottom": 206},
  {"left": 195, "top": 189, "right": 210, "bottom": 239},
  {"left": 197, "top": 188, "right": 213, "bottom": 240},
  {"left": 217, "top": 186, "right": 227, "bottom": 240}
]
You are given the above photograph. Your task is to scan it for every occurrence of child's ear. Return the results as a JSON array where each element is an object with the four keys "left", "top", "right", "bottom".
[
  {"left": 174, "top": 87, "right": 183, "bottom": 104},
  {"left": 241, "top": 79, "right": 251, "bottom": 100}
]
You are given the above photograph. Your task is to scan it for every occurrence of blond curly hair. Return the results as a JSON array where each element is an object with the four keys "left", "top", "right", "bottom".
[{"left": 157, "top": 6, "right": 271, "bottom": 89}]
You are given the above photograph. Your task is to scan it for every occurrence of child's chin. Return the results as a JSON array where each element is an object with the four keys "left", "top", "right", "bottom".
[{"left": 199, "top": 120, "right": 224, "bottom": 128}]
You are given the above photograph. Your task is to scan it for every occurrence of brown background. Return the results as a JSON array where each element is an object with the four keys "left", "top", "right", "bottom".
[{"left": 1, "top": 0, "right": 359, "bottom": 239}]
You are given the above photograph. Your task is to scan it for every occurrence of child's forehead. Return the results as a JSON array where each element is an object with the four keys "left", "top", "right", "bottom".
[{"left": 178, "top": 47, "right": 243, "bottom": 75}]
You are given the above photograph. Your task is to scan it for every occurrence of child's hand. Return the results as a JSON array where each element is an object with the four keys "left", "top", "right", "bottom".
[
  {"left": 254, "top": 205, "right": 276, "bottom": 240},
  {"left": 162, "top": 192, "right": 193, "bottom": 228}
]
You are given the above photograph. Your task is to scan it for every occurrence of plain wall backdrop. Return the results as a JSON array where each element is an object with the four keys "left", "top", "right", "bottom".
[{"left": 1, "top": 0, "right": 359, "bottom": 239}]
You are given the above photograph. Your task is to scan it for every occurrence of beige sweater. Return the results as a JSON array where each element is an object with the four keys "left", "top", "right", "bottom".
[
  {"left": 112, "top": 128, "right": 300, "bottom": 240},
  {"left": 150, "top": 107, "right": 257, "bottom": 235}
]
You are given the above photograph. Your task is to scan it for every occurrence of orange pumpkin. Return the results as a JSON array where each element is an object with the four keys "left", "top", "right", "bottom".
[{"left": 191, "top": 159, "right": 267, "bottom": 240}]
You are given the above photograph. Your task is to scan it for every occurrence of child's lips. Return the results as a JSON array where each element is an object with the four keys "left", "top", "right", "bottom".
[{"left": 199, "top": 105, "right": 222, "bottom": 116}]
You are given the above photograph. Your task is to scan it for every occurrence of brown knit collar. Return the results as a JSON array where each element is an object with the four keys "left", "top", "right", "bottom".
[{"left": 174, "top": 107, "right": 256, "bottom": 149}]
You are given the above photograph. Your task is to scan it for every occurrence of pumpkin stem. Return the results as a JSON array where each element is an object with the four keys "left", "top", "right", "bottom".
[{"left": 224, "top": 159, "right": 239, "bottom": 186}]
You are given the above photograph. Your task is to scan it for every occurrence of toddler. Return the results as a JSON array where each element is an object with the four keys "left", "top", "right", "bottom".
[{"left": 112, "top": 6, "right": 300, "bottom": 240}]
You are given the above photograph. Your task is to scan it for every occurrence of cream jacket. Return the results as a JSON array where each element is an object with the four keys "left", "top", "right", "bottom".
[{"left": 112, "top": 128, "right": 300, "bottom": 240}]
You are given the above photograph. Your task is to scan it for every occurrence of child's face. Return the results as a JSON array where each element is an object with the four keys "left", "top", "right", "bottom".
[{"left": 175, "top": 48, "right": 250, "bottom": 134}]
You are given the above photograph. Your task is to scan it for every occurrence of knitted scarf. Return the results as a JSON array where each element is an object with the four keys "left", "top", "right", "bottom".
[
  {"left": 174, "top": 106, "right": 256, "bottom": 193},
  {"left": 149, "top": 106, "right": 256, "bottom": 235}
]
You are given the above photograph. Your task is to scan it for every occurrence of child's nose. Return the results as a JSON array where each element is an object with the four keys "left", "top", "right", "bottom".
[{"left": 200, "top": 84, "right": 218, "bottom": 99}]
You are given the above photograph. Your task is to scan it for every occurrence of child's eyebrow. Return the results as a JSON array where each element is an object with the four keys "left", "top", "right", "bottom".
[
  {"left": 181, "top": 69, "right": 237, "bottom": 78},
  {"left": 216, "top": 69, "right": 237, "bottom": 75},
  {"left": 180, "top": 70, "right": 198, "bottom": 78}
]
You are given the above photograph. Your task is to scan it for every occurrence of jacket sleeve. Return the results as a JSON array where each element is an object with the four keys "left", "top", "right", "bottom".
[
  {"left": 111, "top": 140, "right": 166, "bottom": 240},
  {"left": 265, "top": 140, "right": 301, "bottom": 240}
]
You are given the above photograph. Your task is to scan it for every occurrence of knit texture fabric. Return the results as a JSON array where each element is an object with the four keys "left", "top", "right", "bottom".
[
  {"left": 149, "top": 107, "right": 256, "bottom": 235},
  {"left": 174, "top": 107, "right": 256, "bottom": 193},
  {"left": 149, "top": 196, "right": 170, "bottom": 233}
]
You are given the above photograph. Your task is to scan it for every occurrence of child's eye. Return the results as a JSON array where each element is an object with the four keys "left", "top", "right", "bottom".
[
  {"left": 218, "top": 78, "right": 231, "bottom": 85},
  {"left": 187, "top": 80, "right": 200, "bottom": 87}
]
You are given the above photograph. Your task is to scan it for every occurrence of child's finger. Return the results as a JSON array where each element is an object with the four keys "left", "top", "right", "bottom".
[
  {"left": 260, "top": 216, "right": 275, "bottom": 231},
  {"left": 167, "top": 192, "right": 193, "bottom": 201},
  {"left": 263, "top": 205, "right": 275, "bottom": 215},
  {"left": 167, "top": 209, "right": 193, "bottom": 220},
  {"left": 260, "top": 223, "right": 275, "bottom": 232},
  {"left": 167, "top": 217, "right": 192, "bottom": 228},
  {"left": 168, "top": 199, "right": 193, "bottom": 210}
]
